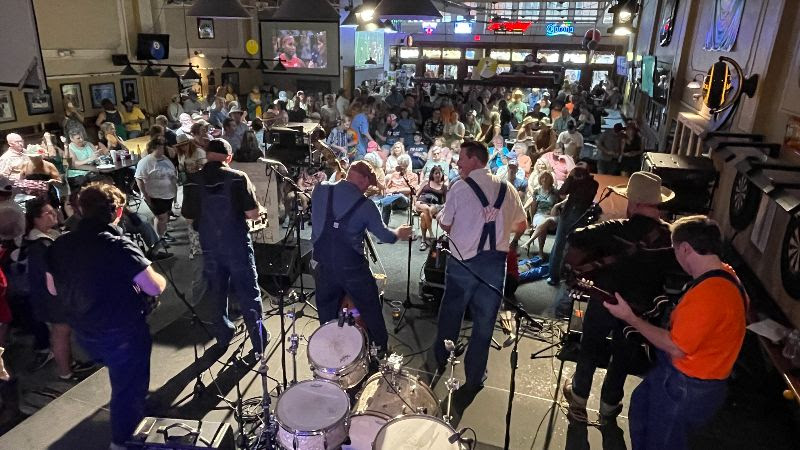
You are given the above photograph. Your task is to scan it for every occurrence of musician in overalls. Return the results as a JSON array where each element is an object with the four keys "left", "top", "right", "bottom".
[
  {"left": 311, "top": 160, "right": 412, "bottom": 354},
  {"left": 188, "top": 138, "right": 268, "bottom": 352},
  {"left": 433, "top": 140, "right": 527, "bottom": 395}
]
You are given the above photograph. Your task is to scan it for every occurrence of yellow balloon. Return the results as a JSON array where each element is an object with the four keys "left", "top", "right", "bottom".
[{"left": 246, "top": 40, "right": 259, "bottom": 55}]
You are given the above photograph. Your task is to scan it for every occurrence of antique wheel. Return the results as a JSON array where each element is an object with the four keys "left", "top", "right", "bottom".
[
  {"left": 781, "top": 215, "right": 800, "bottom": 299},
  {"left": 729, "top": 173, "right": 760, "bottom": 230}
]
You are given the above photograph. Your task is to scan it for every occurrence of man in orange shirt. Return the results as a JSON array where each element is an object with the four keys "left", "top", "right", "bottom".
[{"left": 605, "top": 215, "right": 747, "bottom": 450}]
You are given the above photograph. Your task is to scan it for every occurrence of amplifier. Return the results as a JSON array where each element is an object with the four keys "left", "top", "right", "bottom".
[
  {"left": 127, "top": 417, "right": 235, "bottom": 449},
  {"left": 267, "top": 127, "right": 304, "bottom": 147},
  {"left": 254, "top": 239, "right": 313, "bottom": 295},
  {"left": 642, "top": 152, "right": 717, "bottom": 214}
]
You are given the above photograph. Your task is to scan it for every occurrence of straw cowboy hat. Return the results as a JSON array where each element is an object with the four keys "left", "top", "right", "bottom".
[
  {"left": 521, "top": 116, "right": 538, "bottom": 127},
  {"left": 610, "top": 171, "right": 675, "bottom": 205}
]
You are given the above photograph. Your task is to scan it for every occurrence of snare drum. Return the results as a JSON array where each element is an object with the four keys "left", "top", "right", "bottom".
[
  {"left": 353, "top": 370, "right": 440, "bottom": 420},
  {"left": 340, "top": 412, "right": 387, "bottom": 450},
  {"left": 307, "top": 320, "right": 369, "bottom": 389},
  {"left": 374, "top": 415, "right": 463, "bottom": 449},
  {"left": 274, "top": 379, "right": 350, "bottom": 450}
]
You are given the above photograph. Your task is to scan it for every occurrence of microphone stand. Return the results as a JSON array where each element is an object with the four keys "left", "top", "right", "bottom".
[
  {"left": 438, "top": 245, "right": 536, "bottom": 450},
  {"left": 391, "top": 171, "right": 423, "bottom": 334}
]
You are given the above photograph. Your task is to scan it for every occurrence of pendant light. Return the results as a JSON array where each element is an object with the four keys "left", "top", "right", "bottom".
[
  {"left": 187, "top": 0, "right": 250, "bottom": 19},
  {"left": 373, "top": 0, "right": 442, "bottom": 20},
  {"left": 140, "top": 64, "right": 158, "bottom": 77},
  {"left": 183, "top": 66, "right": 202, "bottom": 80},
  {"left": 238, "top": 59, "right": 251, "bottom": 69},
  {"left": 222, "top": 57, "right": 236, "bottom": 68},
  {"left": 120, "top": 64, "right": 139, "bottom": 76}
]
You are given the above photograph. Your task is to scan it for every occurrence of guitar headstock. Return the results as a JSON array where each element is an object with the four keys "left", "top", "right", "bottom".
[{"left": 576, "top": 277, "right": 595, "bottom": 289}]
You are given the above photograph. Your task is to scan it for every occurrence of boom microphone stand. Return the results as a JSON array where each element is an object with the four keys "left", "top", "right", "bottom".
[{"left": 391, "top": 171, "right": 425, "bottom": 334}]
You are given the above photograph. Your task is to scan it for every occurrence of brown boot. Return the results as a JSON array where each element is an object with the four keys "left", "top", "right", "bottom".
[{"left": 562, "top": 380, "right": 589, "bottom": 423}]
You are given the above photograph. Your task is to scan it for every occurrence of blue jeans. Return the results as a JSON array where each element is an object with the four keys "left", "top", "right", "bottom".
[
  {"left": 376, "top": 193, "right": 409, "bottom": 225},
  {"left": 630, "top": 352, "right": 727, "bottom": 450},
  {"left": 77, "top": 323, "right": 151, "bottom": 446},
  {"left": 597, "top": 159, "right": 620, "bottom": 175},
  {"left": 203, "top": 246, "right": 268, "bottom": 352},
  {"left": 549, "top": 205, "right": 586, "bottom": 284},
  {"left": 314, "top": 261, "right": 388, "bottom": 349},
  {"left": 434, "top": 250, "right": 506, "bottom": 388}
]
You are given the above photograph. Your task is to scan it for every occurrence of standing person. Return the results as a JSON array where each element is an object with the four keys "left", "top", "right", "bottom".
[
  {"left": 167, "top": 94, "right": 185, "bottom": 128},
  {"left": 604, "top": 215, "right": 746, "bottom": 450},
  {"left": 183, "top": 138, "right": 269, "bottom": 352},
  {"left": 62, "top": 95, "right": 87, "bottom": 140},
  {"left": 335, "top": 88, "right": 350, "bottom": 119},
  {"left": 225, "top": 104, "right": 249, "bottom": 152},
  {"left": 423, "top": 109, "right": 444, "bottom": 145},
  {"left": 46, "top": 182, "right": 166, "bottom": 449},
  {"left": 320, "top": 94, "right": 339, "bottom": 132},
  {"left": 311, "top": 160, "right": 412, "bottom": 354},
  {"left": 432, "top": 140, "right": 527, "bottom": 412},
  {"left": 620, "top": 120, "right": 644, "bottom": 176},
  {"left": 351, "top": 105, "right": 375, "bottom": 160},
  {"left": 556, "top": 120, "right": 584, "bottom": 162},
  {"left": 134, "top": 138, "right": 177, "bottom": 240},
  {"left": 596, "top": 123, "right": 625, "bottom": 175},
  {"left": 507, "top": 90, "right": 528, "bottom": 126}
]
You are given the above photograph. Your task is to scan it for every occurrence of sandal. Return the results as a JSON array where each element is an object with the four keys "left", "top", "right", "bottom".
[{"left": 419, "top": 241, "right": 429, "bottom": 251}]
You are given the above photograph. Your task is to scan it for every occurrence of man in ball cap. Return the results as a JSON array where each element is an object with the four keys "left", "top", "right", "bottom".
[
  {"left": 311, "top": 151, "right": 412, "bottom": 355},
  {"left": 183, "top": 138, "right": 269, "bottom": 353},
  {"left": 561, "top": 171, "right": 685, "bottom": 426}
]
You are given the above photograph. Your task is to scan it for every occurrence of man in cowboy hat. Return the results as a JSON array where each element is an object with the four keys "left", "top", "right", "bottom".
[
  {"left": 561, "top": 171, "right": 685, "bottom": 426},
  {"left": 508, "top": 89, "right": 528, "bottom": 125},
  {"left": 224, "top": 102, "right": 248, "bottom": 152}
]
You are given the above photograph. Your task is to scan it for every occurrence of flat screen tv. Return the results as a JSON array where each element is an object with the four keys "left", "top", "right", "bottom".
[
  {"left": 260, "top": 21, "right": 340, "bottom": 76},
  {"left": 136, "top": 33, "right": 170, "bottom": 61}
]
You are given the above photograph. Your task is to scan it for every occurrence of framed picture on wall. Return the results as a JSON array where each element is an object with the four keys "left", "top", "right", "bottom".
[
  {"left": 24, "top": 90, "right": 54, "bottom": 115},
  {"left": 120, "top": 79, "right": 139, "bottom": 103},
  {"left": 60, "top": 83, "right": 83, "bottom": 112},
  {"left": 89, "top": 83, "right": 117, "bottom": 109},
  {"left": 0, "top": 91, "right": 15, "bottom": 123},
  {"left": 221, "top": 72, "right": 239, "bottom": 94},
  {"left": 198, "top": 18, "right": 214, "bottom": 39}
]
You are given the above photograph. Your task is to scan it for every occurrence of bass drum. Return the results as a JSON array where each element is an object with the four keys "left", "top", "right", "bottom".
[
  {"left": 340, "top": 413, "right": 387, "bottom": 450},
  {"left": 352, "top": 370, "right": 440, "bottom": 420},
  {"left": 274, "top": 379, "right": 350, "bottom": 450},
  {"left": 373, "top": 415, "right": 464, "bottom": 450},
  {"left": 307, "top": 320, "right": 369, "bottom": 389}
]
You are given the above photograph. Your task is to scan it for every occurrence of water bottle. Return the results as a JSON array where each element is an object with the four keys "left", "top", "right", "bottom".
[{"left": 782, "top": 329, "right": 800, "bottom": 361}]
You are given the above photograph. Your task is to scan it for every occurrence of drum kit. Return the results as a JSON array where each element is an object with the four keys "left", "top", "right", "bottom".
[{"left": 260, "top": 316, "right": 471, "bottom": 450}]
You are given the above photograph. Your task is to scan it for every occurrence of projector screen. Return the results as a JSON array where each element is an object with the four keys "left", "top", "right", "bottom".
[
  {"left": 260, "top": 21, "right": 340, "bottom": 76},
  {"left": 355, "top": 31, "right": 384, "bottom": 69},
  {"left": 0, "top": 0, "right": 46, "bottom": 89}
]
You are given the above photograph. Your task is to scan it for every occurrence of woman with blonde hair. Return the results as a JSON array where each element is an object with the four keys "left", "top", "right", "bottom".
[
  {"left": 522, "top": 170, "right": 559, "bottom": 257},
  {"left": 385, "top": 141, "right": 407, "bottom": 174},
  {"left": 97, "top": 122, "right": 127, "bottom": 153}
]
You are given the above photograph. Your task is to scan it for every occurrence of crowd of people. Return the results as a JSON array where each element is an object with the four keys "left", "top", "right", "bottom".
[{"left": 0, "top": 74, "right": 744, "bottom": 450}]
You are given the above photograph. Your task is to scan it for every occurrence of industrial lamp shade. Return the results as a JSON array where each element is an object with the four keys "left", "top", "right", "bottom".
[
  {"left": 222, "top": 57, "right": 236, "bottom": 68},
  {"left": 140, "top": 64, "right": 158, "bottom": 77},
  {"left": 273, "top": 59, "right": 287, "bottom": 71},
  {"left": 160, "top": 65, "right": 181, "bottom": 78},
  {"left": 238, "top": 59, "right": 251, "bottom": 69},
  {"left": 373, "top": 0, "right": 442, "bottom": 20},
  {"left": 272, "top": 0, "right": 339, "bottom": 21},
  {"left": 183, "top": 67, "right": 202, "bottom": 80},
  {"left": 187, "top": 0, "right": 250, "bottom": 19},
  {"left": 341, "top": 6, "right": 360, "bottom": 27},
  {"left": 356, "top": 19, "right": 380, "bottom": 32},
  {"left": 120, "top": 64, "right": 139, "bottom": 76},
  {"left": 257, "top": 59, "right": 269, "bottom": 70}
]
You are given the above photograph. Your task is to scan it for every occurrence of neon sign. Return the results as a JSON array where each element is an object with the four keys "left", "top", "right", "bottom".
[
  {"left": 454, "top": 22, "right": 473, "bottom": 34},
  {"left": 545, "top": 22, "right": 574, "bottom": 36},
  {"left": 487, "top": 20, "right": 532, "bottom": 34}
]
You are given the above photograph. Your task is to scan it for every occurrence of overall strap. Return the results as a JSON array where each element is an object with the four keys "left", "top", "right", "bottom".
[
  {"left": 464, "top": 177, "right": 508, "bottom": 252},
  {"left": 464, "top": 177, "right": 489, "bottom": 207}
]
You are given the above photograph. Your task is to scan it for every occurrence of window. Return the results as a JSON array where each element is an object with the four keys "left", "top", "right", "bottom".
[
  {"left": 512, "top": 50, "right": 533, "bottom": 62},
  {"left": 545, "top": 2, "right": 569, "bottom": 21},
  {"left": 574, "top": 2, "right": 601, "bottom": 23},
  {"left": 490, "top": 49, "right": 511, "bottom": 61},
  {"left": 497, "top": 64, "right": 512, "bottom": 74},
  {"left": 563, "top": 51, "right": 587, "bottom": 64},
  {"left": 565, "top": 69, "right": 582, "bottom": 82},
  {"left": 591, "top": 52, "right": 615, "bottom": 64},
  {"left": 442, "top": 48, "right": 462, "bottom": 59},
  {"left": 422, "top": 48, "right": 442, "bottom": 58},
  {"left": 401, "top": 64, "right": 417, "bottom": 78},
  {"left": 399, "top": 47, "right": 420, "bottom": 59},
  {"left": 592, "top": 70, "right": 609, "bottom": 86},
  {"left": 425, "top": 64, "right": 440, "bottom": 77},
  {"left": 537, "top": 50, "right": 560, "bottom": 63},
  {"left": 443, "top": 65, "right": 459, "bottom": 79},
  {"left": 465, "top": 48, "right": 481, "bottom": 59}
]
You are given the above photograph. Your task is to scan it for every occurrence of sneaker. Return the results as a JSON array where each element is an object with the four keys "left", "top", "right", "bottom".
[
  {"left": 70, "top": 360, "right": 97, "bottom": 374},
  {"left": 598, "top": 401, "right": 624, "bottom": 426},
  {"left": 28, "top": 351, "right": 54, "bottom": 372},
  {"left": 562, "top": 380, "right": 589, "bottom": 423}
]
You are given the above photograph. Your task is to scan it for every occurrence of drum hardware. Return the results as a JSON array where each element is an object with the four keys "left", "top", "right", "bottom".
[
  {"left": 286, "top": 306, "right": 300, "bottom": 386},
  {"left": 353, "top": 356, "right": 440, "bottom": 420},
  {"left": 442, "top": 340, "right": 462, "bottom": 425}
]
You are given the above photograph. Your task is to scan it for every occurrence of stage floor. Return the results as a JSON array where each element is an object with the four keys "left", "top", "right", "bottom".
[{"left": 0, "top": 194, "right": 797, "bottom": 449}]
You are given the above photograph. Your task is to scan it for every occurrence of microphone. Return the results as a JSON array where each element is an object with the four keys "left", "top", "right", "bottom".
[
  {"left": 259, "top": 157, "right": 286, "bottom": 169},
  {"left": 444, "top": 339, "right": 455, "bottom": 353}
]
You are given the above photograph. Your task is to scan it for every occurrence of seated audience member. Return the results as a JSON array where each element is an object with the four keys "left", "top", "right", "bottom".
[
  {"left": 167, "top": 94, "right": 185, "bottom": 128},
  {"left": 557, "top": 120, "right": 584, "bottom": 162},
  {"left": 513, "top": 142, "right": 533, "bottom": 178},
  {"left": 66, "top": 131, "right": 101, "bottom": 182},
  {"left": 326, "top": 117, "right": 355, "bottom": 161},
  {"left": 22, "top": 145, "right": 60, "bottom": 187},
  {"left": 98, "top": 122, "right": 127, "bottom": 153},
  {"left": 120, "top": 98, "right": 146, "bottom": 139},
  {"left": 135, "top": 138, "right": 177, "bottom": 240},
  {"left": 416, "top": 164, "right": 448, "bottom": 251},
  {"left": 422, "top": 146, "right": 449, "bottom": 180},
  {"left": 496, "top": 152, "right": 528, "bottom": 194},
  {"left": 522, "top": 171, "right": 559, "bottom": 257},
  {"left": 577, "top": 105, "right": 596, "bottom": 138},
  {"left": 25, "top": 197, "right": 96, "bottom": 382},
  {"left": 532, "top": 117, "right": 557, "bottom": 158},
  {"left": 362, "top": 152, "right": 386, "bottom": 197},
  {"left": 464, "top": 110, "right": 482, "bottom": 140},
  {"left": 423, "top": 109, "right": 444, "bottom": 145},
  {"left": 251, "top": 117, "right": 266, "bottom": 155},
  {"left": 0, "top": 133, "right": 31, "bottom": 180},
  {"left": 397, "top": 108, "right": 417, "bottom": 147},
  {"left": 287, "top": 99, "right": 307, "bottom": 123},
  {"left": 515, "top": 116, "right": 540, "bottom": 142},
  {"left": 442, "top": 111, "right": 465, "bottom": 146},
  {"left": 379, "top": 154, "right": 416, "bottom": 225},
  {"left": 183, "top": 90, "right": 202, "bottom": 115},
  {"left": 175, "top": 113, "right": 195, "bottom": 143},
  {"left": 285, "top": 166, "right": 327, "bottom": 218},
  {"left": 552, "top": 107, "right": 573, "bottom": 135},
  {"left": 538, "top": 143, "right": 576, "bottom": 188},
  {"left": 385, "top": 142, "right": 407, "bottom": 174},
  {"left": 320, "top": 94, "right": 339, "bottom": 132},
  {"left": 407, "top": 132, "right": 428, "bottom": 170},
  {"left": 208, "top": 96, "right": 228, "bottom": 129},
  {"left": 487, "top": 135, "right": 510, "bottom": 173}
]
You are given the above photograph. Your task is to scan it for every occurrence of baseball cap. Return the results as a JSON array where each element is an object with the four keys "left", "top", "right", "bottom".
[{"left": 348, "top": 160, "right": 378, "bottom": 187}]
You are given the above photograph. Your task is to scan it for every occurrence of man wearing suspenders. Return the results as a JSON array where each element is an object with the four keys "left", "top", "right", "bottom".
[
  {"left": 433, "top": 141, "right": 527, "bottom": 400},
  {"left": 311, "top": 160, "right": 412, "bottom": 354}
]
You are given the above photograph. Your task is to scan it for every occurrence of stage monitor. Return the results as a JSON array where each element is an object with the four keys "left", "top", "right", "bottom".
[
  {"left": 260, "top": 21, "right": 340, "bottom": 76},
  {"left": 355, "top": 31, "right": 384, "bottom": 69},
  {"left": 136, "top": 33, "right": 170, "bottom": 61},
  {"left": 0, "top": 0, "right": 46, "bottom": 90}
]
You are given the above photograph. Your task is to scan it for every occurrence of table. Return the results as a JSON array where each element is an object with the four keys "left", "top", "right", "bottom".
[
  {"left": 123, "top": 136, "right": 151, "bottom": 155},
  {"left": 73, "top": 158, "right": 138, "bottom": 173}
]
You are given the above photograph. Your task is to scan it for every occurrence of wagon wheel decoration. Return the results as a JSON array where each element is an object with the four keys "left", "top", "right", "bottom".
[
  {"left": 781, "top": 214, "right": 800, "bottom": 299},
  {"left": 729, "top": 172, "right": 760, "bottom": 230}
]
